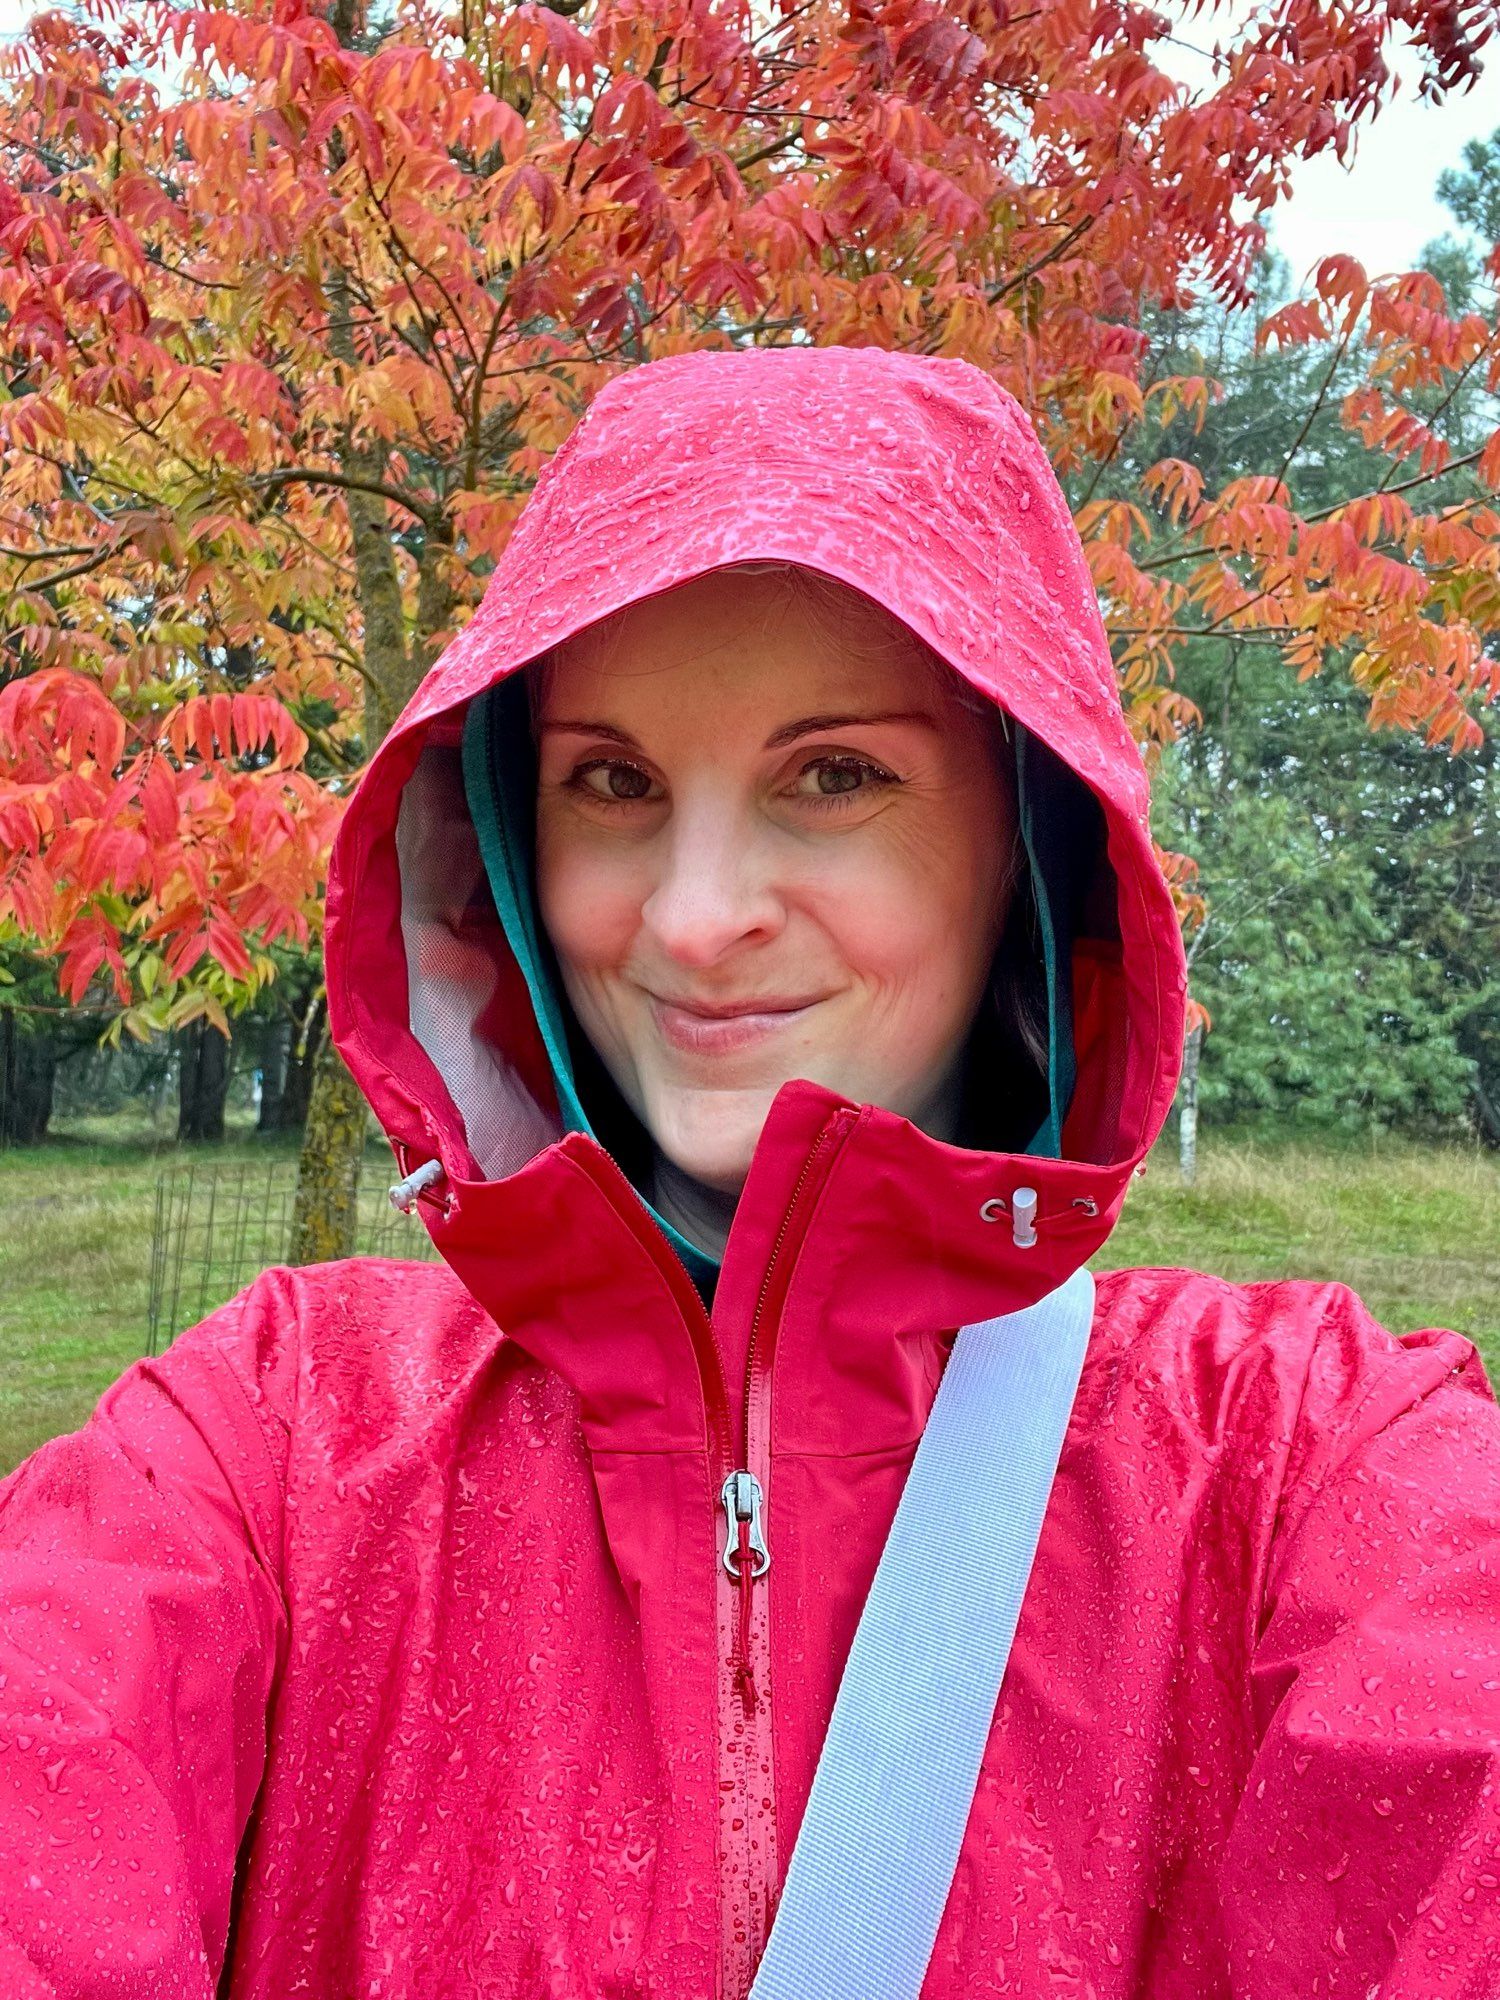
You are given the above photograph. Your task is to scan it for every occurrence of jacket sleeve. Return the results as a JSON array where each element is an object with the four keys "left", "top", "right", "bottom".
[
  {"left": 0, "top": 1275, "right": 292, "bottom": 1998},
  {"left": 1223, "top": 1299, "right": 1500, "bottom": 1998}
]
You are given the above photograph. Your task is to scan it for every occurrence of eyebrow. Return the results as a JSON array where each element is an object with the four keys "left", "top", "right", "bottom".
[{"left": 538, "top": 710, "right": 941, "bottom": 750}]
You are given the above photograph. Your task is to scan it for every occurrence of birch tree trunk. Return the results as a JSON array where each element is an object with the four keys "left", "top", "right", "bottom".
[{"left": 1178, "top": 1021, "right": 1203, "bottom": 1186}]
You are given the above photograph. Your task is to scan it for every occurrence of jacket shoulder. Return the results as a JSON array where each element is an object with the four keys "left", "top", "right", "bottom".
[
  {"left": 138, "top": 1255, "right": 504, "bottom": 1469},
  {"left": 1089, "top": 1262, "right": 1494, "bottom": 1502}
]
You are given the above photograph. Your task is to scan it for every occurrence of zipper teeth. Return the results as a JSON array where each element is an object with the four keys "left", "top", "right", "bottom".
[
  {"left": 571, "top": 1112, "right": 855, "bottom": 1478},
  {"left": 740, "top": 1111, "right": 851, "bottom": 1463},
  {"left": 572, "top": 1140, "right": 735, "bottom": 1472}
]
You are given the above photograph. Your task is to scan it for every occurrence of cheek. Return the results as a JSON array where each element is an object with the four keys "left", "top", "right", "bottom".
[
  {"left": 535, "top": 829, "right": 642, "bottom": 973},
  {"left": 810, "top": 809, "right": 1002, "bottom": 990}
]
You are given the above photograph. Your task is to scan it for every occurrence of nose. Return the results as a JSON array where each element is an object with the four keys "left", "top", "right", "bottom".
[{"left": 639, "top": 798, "right": 786, "bottom": 966}]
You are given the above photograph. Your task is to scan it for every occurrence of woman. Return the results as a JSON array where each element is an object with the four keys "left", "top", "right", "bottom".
[{"left": 2, "top": 345, "right": 1497, "bottom": 1999}]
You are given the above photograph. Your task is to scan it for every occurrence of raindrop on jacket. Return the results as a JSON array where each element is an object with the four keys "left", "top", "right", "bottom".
[{"left": 2, "top": 346, "right": 1498, "bottom": 2000}]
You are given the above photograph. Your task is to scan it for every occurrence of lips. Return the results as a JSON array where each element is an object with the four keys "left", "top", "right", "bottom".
[
  {"left": 648, "top": 991, "right": 825, "bottom": 1055},
  {"left": 653, "top": 995, "right": 822, "bottom": 1020}
]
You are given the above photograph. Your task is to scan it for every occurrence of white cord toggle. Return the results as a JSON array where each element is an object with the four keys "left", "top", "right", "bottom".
[
  {"left": 389, "top": 1158, "right": 445, "bottom": 1213},
  {"left": 1009, "top": 1186, "right": 1038, "bottom": 1249}
]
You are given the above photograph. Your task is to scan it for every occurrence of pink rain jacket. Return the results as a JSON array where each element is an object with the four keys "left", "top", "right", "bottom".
[{"left": 3, "top": 348, "right": 1499, "bottom": 2000}]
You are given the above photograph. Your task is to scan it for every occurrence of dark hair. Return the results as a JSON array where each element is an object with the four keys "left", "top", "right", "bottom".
[{"left": 965, "top": 861, "right": 1052, "bottom": 1151}]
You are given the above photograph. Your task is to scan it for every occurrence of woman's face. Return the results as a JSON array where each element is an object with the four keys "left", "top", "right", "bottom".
[{"left": 534, "top": 568, "right": 1017, "bottom": 1196}]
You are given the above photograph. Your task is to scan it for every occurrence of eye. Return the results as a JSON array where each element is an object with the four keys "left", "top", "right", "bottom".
[
  {"left": 570, "top": 758, "right": 661, "bottom": 805},
  {"left": 789, "top": 754, "right": 899, "bottom": 804}
]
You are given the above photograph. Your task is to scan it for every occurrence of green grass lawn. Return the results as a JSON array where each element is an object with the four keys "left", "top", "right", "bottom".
[
  {"left": 1, "top": 1117, "right": 1496, "bottom": 1478},
  {"left": 1108, "top": 1132, "right": 1499, "bottom": 1359},
  {"left": 0, "top": 1113, "right": 411, "bottom": 1476}
]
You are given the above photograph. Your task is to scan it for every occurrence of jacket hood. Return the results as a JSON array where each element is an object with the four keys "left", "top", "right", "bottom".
[{"left": 325, "top": 345, "right": 1187, "bottom": 1313}]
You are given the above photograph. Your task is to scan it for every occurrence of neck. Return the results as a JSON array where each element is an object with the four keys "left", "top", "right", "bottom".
[
  {"left": 648, "top": 1054, "right": 972, "bottom": 1263},
  {"left": 650, "top": 1151, "right": 740, "bottom": 1262},
  {"left": 920, "top": 1057, "right": 967, "bottom": 1150}
]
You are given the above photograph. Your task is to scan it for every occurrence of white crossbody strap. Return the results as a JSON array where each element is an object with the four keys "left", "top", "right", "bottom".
[{"left": 748, "top": 1265, "right": 1096, "bottom": 2000}]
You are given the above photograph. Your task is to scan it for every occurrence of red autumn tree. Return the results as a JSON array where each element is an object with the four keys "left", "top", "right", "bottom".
[
  {"left": 1, "top": 0, "right": 1497, "bottom": 1250},
  {"left": 0, "top": 671, "right": 338, "bottom": 1027}
]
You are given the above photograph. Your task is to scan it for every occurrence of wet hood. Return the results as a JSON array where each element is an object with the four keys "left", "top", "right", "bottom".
[{"left": 325, "top": 345, "right": 1187, "bottom": 1290}]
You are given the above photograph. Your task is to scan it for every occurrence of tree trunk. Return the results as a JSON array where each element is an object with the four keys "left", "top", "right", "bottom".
[
  {"left": 277, "top": 1001, "right": 320, "bottom": 1132},
  {"left": 289, "top": 1029, "right": 370, "bottom": 1263},
  {"left": 257, "top": 1016, "right": 290, "bottom": 1132},
  {"left": 289, "top": 269, "right": 457, "bottom": 1261},
  {"left": 178, "top": 1019, "right": 231, "bottom": 1143},
  {"left": 258, "top": 999, "right": 322, "bottom": 1134},
  {"left": 1473, "top": 1056, "right": 1500, "bottom": 1150},
  {"left": 1178, "top": 1022, "right": 1203, "bottom": 1186},
  {"left": 287, "top": 284, "right": 404, "bottom": 1256},
  {"left": 0, "top": 1013, "right": 56, "bottom": 1146}
]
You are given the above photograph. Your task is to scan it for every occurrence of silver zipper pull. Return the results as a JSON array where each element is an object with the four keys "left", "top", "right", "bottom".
[{"left": 720, "top": 1470, "right": 770, "bottom": 1578}]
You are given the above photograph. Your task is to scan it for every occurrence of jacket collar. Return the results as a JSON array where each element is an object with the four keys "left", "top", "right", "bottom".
[{"left": 425, "top": 1075, "right": 1135, "bottom": 1460}]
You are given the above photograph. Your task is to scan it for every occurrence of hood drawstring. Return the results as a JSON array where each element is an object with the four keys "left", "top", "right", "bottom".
[
  {"left": 389, "top": 1157, "right": 447, "bottom": 1213},
  {"left": 1009, "top": 1187, "right": 1039, "bottom": 1249},
  {"left": 979, "top": 1186, "right": 1040, "bottom": 1248}
]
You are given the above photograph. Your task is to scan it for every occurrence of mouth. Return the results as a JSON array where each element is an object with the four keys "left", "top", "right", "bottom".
[{"left": 647, "top": 991, "right": 827, "bottom": 1055}]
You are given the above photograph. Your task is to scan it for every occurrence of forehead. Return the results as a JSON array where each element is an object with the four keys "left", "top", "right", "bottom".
[{"left": 538, "top": 567, "right": 949, "bottom": 711}]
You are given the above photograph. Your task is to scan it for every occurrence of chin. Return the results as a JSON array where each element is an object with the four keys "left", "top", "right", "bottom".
[{"left": 646, "top": 1085, "right": 773, "bottom": 1194}]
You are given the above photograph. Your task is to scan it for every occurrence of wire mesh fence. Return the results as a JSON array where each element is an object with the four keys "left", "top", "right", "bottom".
[{"left": 146, "top": 1160, "right": 441, "bottom": 1355}]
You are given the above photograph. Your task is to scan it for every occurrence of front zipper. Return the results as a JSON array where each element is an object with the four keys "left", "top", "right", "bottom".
[
  {"left": 570, "top": 1110, "right": 857, "bottom": 2000},
  {"left": 721, "top": 1469, "right": 770, "bottom": 1714},
  {"left": 723, "top": 1111, "right": 857, "bottom": 1718},
  {"left": 717, "top": 1108, "right": 857, "bottom": 1997}
]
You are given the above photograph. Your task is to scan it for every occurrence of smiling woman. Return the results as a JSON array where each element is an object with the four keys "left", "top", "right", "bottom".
[
  {"left": 527, "top": 562, "right": 1027, "bottom": 1253},
  {"left": 2, "top": 344, "right": 1499, "bottom": 2000}
]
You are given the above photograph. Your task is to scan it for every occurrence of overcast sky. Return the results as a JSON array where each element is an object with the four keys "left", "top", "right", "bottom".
[
  {"left": 1154, "top": 15, "right": 1499, "bottom": 289},
  {"left": 0, "top": 0, "right": 1494, "bottom": 294}
]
